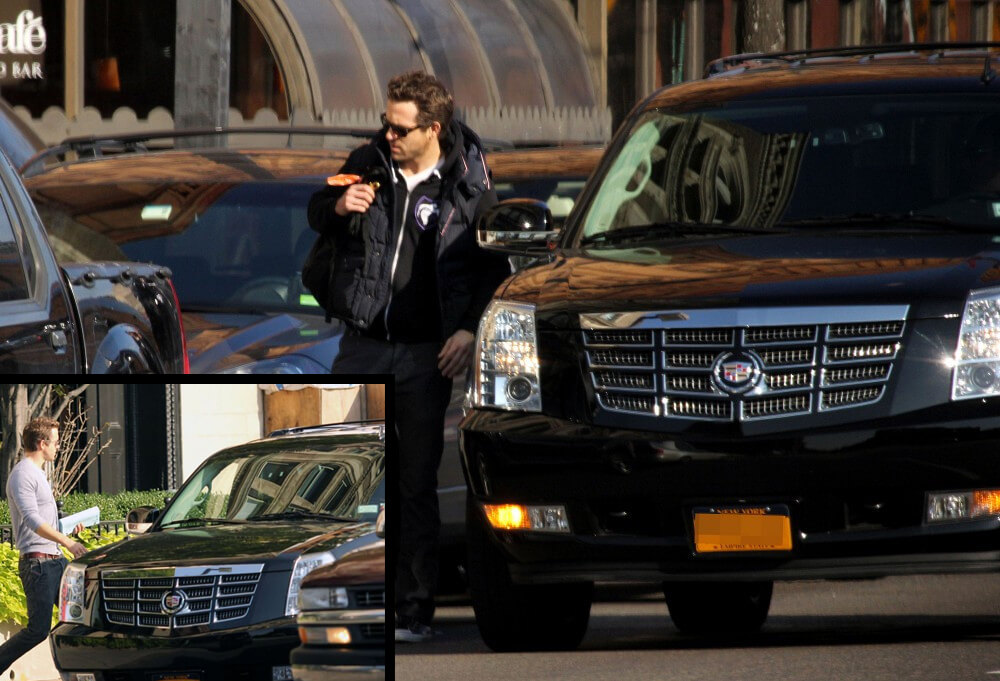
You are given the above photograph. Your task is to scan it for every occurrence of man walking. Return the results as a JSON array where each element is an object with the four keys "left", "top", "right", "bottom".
[
  {"left": 0, "top": 417, "right": 86, "bottom": 674},
  {"left": 308, "top": 71, "right": 509, "bottom": 642}
]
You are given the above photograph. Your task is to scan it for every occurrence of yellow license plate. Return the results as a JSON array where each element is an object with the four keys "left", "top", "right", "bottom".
[{"left": 693, "top": 505, "right": 792, "bottom": 553}]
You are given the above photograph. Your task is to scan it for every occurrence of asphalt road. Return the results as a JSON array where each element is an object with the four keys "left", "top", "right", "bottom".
[{"left": 396, "top": 575, "right": 1000, "bottom": 680}]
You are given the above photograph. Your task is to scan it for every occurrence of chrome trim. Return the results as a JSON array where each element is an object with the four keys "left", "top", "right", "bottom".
[
  {"left": 595, "top": 391, "right": 659, "bottom": 416},
  {"left": 580, "top": 305, "right": 909, "bottom": 329},
  {"left": 102, "top": 564, "right": 265, "bottom": 580},
  {"left": 297, "top": 608, "right": 385, "bottom": 627},
  {"left": 292, "top": 666, "right": 385, "bottom": 681},
  {"left": 100, "top": 564, "right": 264, "bottom": 632},
  {"left": 582, "top": 305, "right": 907, "bottom": 422}
]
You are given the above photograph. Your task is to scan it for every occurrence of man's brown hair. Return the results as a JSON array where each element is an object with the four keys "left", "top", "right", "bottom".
[
  {"left": 387, "top": 70, "right": 454, "bottom": 136},
  {"left": 22, "top": 417, "right": 58, "bottom": 452}
]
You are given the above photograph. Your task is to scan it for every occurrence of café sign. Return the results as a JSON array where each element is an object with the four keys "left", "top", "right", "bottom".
[{"left": 0, "top": 8, "right": 46, "bottom": 81}]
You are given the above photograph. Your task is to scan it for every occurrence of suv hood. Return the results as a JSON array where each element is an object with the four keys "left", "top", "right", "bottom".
[
  {"left": 505, "top": 233, "right": 1000, "bottom": 319},
  {"left": 77, "top": 521, "right": 374, "bottom": 569}
]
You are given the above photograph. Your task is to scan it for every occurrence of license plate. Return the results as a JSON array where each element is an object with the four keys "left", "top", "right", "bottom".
[
  {"left": 149, "top": 674, "right": 200, "bottom": 681},
  {"left": 693, "top": 504, "right": 792, "bottom": 553},
  {"left": 272, "top": 666, "right": 293, "bottom": 681}
]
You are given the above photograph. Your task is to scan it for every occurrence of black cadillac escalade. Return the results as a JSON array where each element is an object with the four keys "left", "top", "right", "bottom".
[
  {"left": 54, "top": 422, "right": 385, "bottom": 681},
  {"left": 460, "top": 43, "right": 1000, "bottom": 651}
]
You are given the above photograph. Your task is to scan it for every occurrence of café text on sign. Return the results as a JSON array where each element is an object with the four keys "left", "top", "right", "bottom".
[{"left": 0, "top": 9, "right": 46, "bottom": 81}]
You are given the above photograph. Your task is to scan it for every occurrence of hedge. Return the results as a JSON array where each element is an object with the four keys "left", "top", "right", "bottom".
[
  {"left": 0, "top": 489, "right": 172, "bottom": 525},
  {"left": 0, "top": 527, "right": 129, "bottom": 627},
  {"left": 0, "top": 489, "right": 171, "bottom": 627}
]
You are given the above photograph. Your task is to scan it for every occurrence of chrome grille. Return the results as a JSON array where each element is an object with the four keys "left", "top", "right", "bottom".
[
  {"left": 582, "top": 307, "right": 905, "bottom": 422},
  {"left": 664, "top": 329, "right": 733, "bottom": 345},
  {"left": 101, "top": 564, "right": 264, "bottom": 631},
  {"left": 355, "top": 587, "right": 386, "bottom": 608}
]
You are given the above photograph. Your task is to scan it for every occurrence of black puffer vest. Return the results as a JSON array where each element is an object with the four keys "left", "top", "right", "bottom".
[{"left": 307, "top": 120, "right": 507, "bottom": 339}]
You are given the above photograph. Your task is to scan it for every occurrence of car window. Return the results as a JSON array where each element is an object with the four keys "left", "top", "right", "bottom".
[
  {"left": 41, "top": 180, "right": 325, "bottom": 315},
  {"left": 495, "top": 178, "right": 588, "bottom": 224},
  {"left": 159, "top": 443, "right": 385, "bottom": 526},
  {"left": 577, "top": 94, "right": 1000, "bottom": 240},
  {"left": 0, "top": 192, "right": 29, "bottom": 303}
]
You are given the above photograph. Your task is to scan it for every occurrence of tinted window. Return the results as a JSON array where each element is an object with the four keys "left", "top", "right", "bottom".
[
  {"left": 577, "top": 95, "right": 1000, "bottom": 240},
  {"left": 0, "top": 196, "right": 28, "bottom": 302},
  {"left": 44, "top": 180, "right": 326, "bottom": 314}
]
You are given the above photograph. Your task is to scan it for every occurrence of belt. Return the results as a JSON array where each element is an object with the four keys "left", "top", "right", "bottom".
[{"left": 21, "top": 552, "right": 61, "bottom": 560}]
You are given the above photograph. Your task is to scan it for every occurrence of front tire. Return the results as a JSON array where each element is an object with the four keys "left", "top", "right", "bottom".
[
  {"left": 663, "top": 581, "right": 773, "bottom": 636},
  {"left": 466, "top": 498, "right": 592, "bottom": 651}
]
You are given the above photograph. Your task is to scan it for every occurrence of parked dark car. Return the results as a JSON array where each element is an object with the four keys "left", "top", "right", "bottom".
[
  {"left": 291, "top": 510, "right": 384, "bottom": 681},
  {"left": 0, "top": 144, "right": 186, "bottom": 373},
  {"left": 461, "top": 43, "right": 1000, "bottom": 651},
  {"left": 21, "top": 128, "right": 602, "bottom": 373},
  {"left": 54, "top": 421, "right": 385, "bottom": 681}
]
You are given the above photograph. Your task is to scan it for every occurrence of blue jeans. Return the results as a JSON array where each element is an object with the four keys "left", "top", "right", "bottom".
[{"left": 0, "top": 555, "right": 68, "bottom": 673}]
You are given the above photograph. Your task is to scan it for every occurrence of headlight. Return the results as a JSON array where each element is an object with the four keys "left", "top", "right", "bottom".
[
  {"left": 59, "top": 563, "right": 86, "bottom": 624},
  {"left": 474, "top": 300, "right": 542, "bottom": 411},
  {"left": 952, "top": 286, "right": 1000, "bottom": 400},
  {"left": 298, "top": 586, "right": 349, "bottom": 611},
  {"left": 286, "top": 552, "right": 334, "bottom": 616}
]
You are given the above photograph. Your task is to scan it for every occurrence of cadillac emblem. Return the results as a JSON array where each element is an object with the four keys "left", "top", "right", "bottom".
[
  {"left": 161, "top": 590, "right": 187, "bottom": 615},
  {"left": 711, "top": 351, "right": 763, "bottom": 394}
]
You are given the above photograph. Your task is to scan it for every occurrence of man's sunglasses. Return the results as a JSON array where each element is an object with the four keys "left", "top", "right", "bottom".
[{"left": 381, "top": 113, "right": 426, "bottom": 138}]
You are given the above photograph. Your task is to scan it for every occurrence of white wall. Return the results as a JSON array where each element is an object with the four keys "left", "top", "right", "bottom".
[{"left": 178, "top": 385, "right": 263, "bottom": 482}]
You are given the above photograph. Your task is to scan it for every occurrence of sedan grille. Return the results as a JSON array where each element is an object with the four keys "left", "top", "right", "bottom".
[{"left": 582, "top": 307, "right": 905, "bottom": 422}]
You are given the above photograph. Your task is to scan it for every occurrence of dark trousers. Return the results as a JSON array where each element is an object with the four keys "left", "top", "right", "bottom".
[
  {"left": 0, "top": 555, "right": 68, "bottom": 673},
  {"left": 333, "top": 331, "right": 452, "bottom": 626}
]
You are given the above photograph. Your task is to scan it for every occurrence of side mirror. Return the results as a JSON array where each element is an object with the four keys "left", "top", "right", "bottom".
[
  {"left": 477, "top": 199, "right": 558, "bottom": 255},
  {"left": 376, "top": 507, "right": 385, "bottom": 538},
  {"left": 126, "top": 506, "right": 160, "bottom": 535}
]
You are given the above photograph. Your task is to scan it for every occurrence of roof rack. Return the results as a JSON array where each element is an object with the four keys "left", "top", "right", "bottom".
[
  {"left": 704, "top": 41, "right": 1000, "bottom": 78},
  {"left": 267, "top": 419, "right": 386, "bottom": 440},
  {"left": 19, "top": 125, "right": 378, "bottom": 176}
]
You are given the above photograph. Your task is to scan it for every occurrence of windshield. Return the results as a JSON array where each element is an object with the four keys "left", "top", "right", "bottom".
[
  {"left": 38, "top": 180, "right": 326, "bottom": 315},
  {"left": 158, "top": 439, "right": 384, "bottom": 528},
  {"left": 575, "top": 94, "right": 1000, "bottom": 243}
]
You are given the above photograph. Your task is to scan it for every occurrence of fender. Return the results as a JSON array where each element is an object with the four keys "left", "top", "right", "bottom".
[{"left": 89, "top": 323, "right": 164, "bottom": 374}]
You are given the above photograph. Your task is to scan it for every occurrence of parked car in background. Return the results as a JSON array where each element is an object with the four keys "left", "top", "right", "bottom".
[
  {"left": 291, "top": 508, "right": 385, "bottom": 681},
  {"left": 21, "top": 128, "right": 602, "bottom": 374},
  {"left": 0, "top": 143, "right": 186, "bottom": 373},
  {"left": 462, "top": 43, "right": 1000, "bottom": 651},
  {"left": 54, "top": 421, "right": 385, "bottom": 681}
]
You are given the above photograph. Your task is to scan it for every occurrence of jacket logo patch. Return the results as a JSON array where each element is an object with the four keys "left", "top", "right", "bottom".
[{"left": 414, "top": 196, "right": 440, "bottom": 232}]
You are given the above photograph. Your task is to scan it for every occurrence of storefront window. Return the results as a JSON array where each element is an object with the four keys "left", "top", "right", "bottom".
[
  {"left": 84, "top": 0, "right": 174, "bottom": 118},
  {"left": 0, "top": 1, "right": 64, "bottom": 118},
  {"left": 232, "top": 2, "right": 288, "bottom": 120}
]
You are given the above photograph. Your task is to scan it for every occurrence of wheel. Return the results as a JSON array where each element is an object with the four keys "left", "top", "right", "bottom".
[
  {"left": 465, "top": 497, "right": 592, "bottom": 651},
  {"left": 663, "top": 581, "right": 772, "bottom": 636}
]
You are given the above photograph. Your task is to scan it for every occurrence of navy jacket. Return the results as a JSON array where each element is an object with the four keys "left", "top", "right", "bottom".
[{"left": 308, "top": 120, "right": 509, "bottom": 339}]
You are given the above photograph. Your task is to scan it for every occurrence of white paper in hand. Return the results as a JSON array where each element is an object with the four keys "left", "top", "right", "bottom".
[{"left": 58, "top": 506, "right": 100, "bottom": 534}]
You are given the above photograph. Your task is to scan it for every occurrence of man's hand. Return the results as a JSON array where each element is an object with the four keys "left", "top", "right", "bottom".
[
  {"left": 73, "top": 522, "right": 85, "bottom": 535},
  {"left": 66, "top": 540, "right": 87, "bottom": 558},
  {"left": 438, "top": 329, "right": 475, "bottom": 379},
  {"left": 335, "top": 183, "right": 376, "bottom": 216}
]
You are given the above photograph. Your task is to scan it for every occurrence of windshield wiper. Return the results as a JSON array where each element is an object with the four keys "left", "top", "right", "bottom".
[
  {"left": 579, "top": 221, "right": 781, "bottom": 246},
  {"left": 249, "top": 510, "right": 359, "bottom": 523},
  {"left": 159, "top": 517, "right": 250, "bottom": 529},
  {"left": 775, "top": 212, "right": 986, "bottom": 232}
]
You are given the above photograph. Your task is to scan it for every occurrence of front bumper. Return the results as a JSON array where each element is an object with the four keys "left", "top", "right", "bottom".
[
  {"left": 291, "top": 647, "right": 384, "bottom": 681},
  {"left": 52, "top": 619, "right": 299, "bottom": 681},
  {"left": 460, "top": 408, "right": 1000, "bottom": 583}
]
